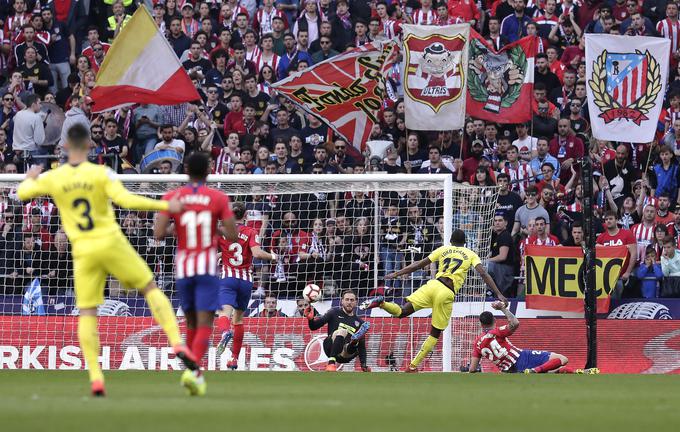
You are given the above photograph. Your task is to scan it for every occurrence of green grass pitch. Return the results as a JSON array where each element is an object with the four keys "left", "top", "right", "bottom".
[{"left": 1, "top": 371, "right": 679, "bottom": 432}]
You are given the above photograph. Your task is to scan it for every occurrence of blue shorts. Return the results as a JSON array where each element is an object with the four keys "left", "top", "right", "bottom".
[
  {"left": 512, "top": 349, "right": 551, "bottom": 372},
  {"left": 220, "top": 277, "right": 253, "bottom": 310},
  {"left": 176, "top": 275, "right": 220, "bottom": 312}
]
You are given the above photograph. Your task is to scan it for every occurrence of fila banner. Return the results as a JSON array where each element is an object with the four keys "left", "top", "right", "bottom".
[
  {"left": 525, "top": 245, "right": 628, "bottom": 313},
  {"left": 585, "top": 34, "right": 670, "bottom": 143},
  {"left": 467, "top": 31, "right": 536, "bottom": 123},
  {"left": 402, "top": 24, "right": 469, "bottom": 130},
  {"left": 271, "top": 41, "right": 398, "bottom": 149}
]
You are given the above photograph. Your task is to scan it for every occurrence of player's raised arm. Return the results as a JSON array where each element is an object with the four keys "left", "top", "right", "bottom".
[
  {"left": 307, "top": 308, "right": 331, "bottom": 331},
  {"left": 105, "top": 172, "right": 182, "bottom": 213},
  {"left": 17, "top": 165, "right": 49, "bottom": 201},
  {"left": 385, "top": 257, "right": 432, "bottom": 280},
  {"left": 475, "top": 263, "right": 508, "bottom": 307},
  {"left": 492, "top": 300, "right": 519, "bottom": 332}
]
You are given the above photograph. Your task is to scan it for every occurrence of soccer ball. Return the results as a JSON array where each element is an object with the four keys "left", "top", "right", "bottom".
[{"left": 303, "top": 284, "right": 322, "bottom": 302}]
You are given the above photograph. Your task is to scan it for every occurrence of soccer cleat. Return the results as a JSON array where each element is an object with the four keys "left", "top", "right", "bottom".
[
  {"left": 216, "top": 330, "right": 233, "bottom": 357},
  {"left": 575, "top": 368, "right": 600, "bottom": 375},
  {"left": 351, "top": 322, "right": 371, "bottom": 341},
  {"left": 404, "top": 364, "right": 418, "bottom": 373},
  {"left": 325, "top": 363, "right": 337, "bottom": 372},
  {"left": 359, "top": 296, "right": 384, "bottom": 311},
  {"left": 524, "top": 368, "right": 537, "bottom": 374},
  {"left": 91, "top": 380, "right": 106, "bottom": 397},
  {"left": 181, "top": 370, "right": 207, "bottom": 396},
  {"left": 173, "top": 344, "right": 199, "bottom": 371},
  {"left": 227, "top": 360, "right": 238, "bottom": 370}
]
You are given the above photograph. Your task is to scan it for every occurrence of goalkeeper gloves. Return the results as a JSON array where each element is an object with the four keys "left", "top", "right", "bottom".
[{"left": 304, "top": 306, "right": 315, "bottom": 321}]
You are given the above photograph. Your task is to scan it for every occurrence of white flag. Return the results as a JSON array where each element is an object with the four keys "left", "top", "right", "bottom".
[
  {"left": 585, "top": 34, "right": 669, "bottom": 143},
  {"left": 402, "top": 24, "right": 469, "bottom": 131}
]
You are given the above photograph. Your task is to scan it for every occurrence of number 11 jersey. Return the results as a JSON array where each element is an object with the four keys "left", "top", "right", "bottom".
[
  {"left": 162, "top": 184, "right": 233, "bottom": 279},
  {"left": 428, "top": 245, "right": 481, "bottom": 290}
]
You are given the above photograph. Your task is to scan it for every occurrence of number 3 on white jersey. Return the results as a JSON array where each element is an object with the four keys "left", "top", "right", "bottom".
[
  {"left": 228, "top": 243, "right": 243, "bottom": 266},
  {"left": 481, "top": 339, "right": 509, "bottom": 360},
  {"left": 180, "top": 210, "right": 212, "bottom": 249}
]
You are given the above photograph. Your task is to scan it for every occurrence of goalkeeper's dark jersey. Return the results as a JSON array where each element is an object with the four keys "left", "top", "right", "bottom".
[{"left": 308, "top": 307, "right": 368, "bottom": 364}]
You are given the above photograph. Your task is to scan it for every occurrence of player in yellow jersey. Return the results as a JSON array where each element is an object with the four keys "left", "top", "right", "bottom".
[
  {"left": 360, "top": 229, "right": 508, "bottom": 372},
  {"left": 17, "top": 124, "right": 198, "bottom": 397}
]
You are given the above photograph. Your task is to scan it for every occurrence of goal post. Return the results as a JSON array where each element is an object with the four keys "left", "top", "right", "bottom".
[{"left": 0, "top": 173, "right": 497, "bottom": 372}]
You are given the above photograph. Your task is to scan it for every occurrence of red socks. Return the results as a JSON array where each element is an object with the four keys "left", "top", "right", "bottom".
[
  {"left": 215, "top": 315, "right": 231, "bottom": 334},
  {"left": 232, "top": 323, "right": 244, "bottom": 360},
  {"left": 534, "top": 358, "right": 563, "bottom": 373},
  {"left": 186, "top": 327, "right": 196, "bottom": 349},
  {"left": 192, "top": 326, "right": 212, "bottom": 366}
]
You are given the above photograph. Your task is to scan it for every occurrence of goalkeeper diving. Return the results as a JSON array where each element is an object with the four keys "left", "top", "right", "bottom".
[
  {"left": 361, "top": 229, "right": 508, "bottom": 372},
  {"left": 306, "top": 289, "right": 371, "bottom": 371}
]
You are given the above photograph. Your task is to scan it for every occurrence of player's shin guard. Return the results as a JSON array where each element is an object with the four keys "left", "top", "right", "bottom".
[
  {"left": 232, "top": 323, "right": 244, "bottom": 360},
  {"left": 144, "top": 288, "right": 182, "bottom": 346},
  {"left": 192, "top": 326, "right": 211, "bottom": 367},
  {"left": 78, "top": 315, "right": 104, "bottom": 383},
  {"left": 215, "top": 315, "right": 231, "bottom": 334},
  {"left": 381, "top": 302, "right": 403, "bottom": 317},
  {"left": 533, "top": 358, "right": 563, "bottom": 373},
  {"left": 410, "top": 335, "right": 438, "bottom": 368}
]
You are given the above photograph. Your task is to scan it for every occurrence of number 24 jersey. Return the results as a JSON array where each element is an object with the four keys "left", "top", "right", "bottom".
[{"left": 472, "top": 326, "right": 522, "bottom": 371}]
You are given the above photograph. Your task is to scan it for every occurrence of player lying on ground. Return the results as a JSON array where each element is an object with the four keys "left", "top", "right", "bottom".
[
  {"left": 17, "top": 124, "right": 196, "bottom": 397},
  {"left": 215, "top": 201, "right": 277, "bottom": 369},
  {"left": 154, "top": 152, "right": 238, "bottom": 395},
  {"left": 361, "top": 229, "right": 507, "bottom": 372},
  {"left": 469, "top": 301, "right": 598, "bottom": 374},
  {"left": 306, "top": 290, "right": 371, "bottom": 371}
]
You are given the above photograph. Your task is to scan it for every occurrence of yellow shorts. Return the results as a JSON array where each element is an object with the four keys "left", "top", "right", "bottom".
[
  {"left": 72, "top": 233, "right": 154, "bottom": 309},
  {"left": 406, "top": 279, "right": 455, "bottom": 330}
]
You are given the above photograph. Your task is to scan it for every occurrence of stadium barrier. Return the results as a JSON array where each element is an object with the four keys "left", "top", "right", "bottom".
[{"left": 1, "top": 317, "right": 679, "bottom": 373}]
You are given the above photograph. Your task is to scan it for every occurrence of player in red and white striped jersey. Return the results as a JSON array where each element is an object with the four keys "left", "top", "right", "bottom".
[
  {"left": 216, "top": 201, "right": 277, "bottom": 369},
  {"left": 412, "top": 0, "right": 437, "bottom": 25},
  {"left": 468, "top": 301, "right": 588, "bottom": 373},
  {"left": 155, "top": 153, "right": 238, "bottom": 394}
]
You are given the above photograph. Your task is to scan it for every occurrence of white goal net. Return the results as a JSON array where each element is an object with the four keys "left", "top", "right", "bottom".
[{"left": 0, "top": 173, "right": 497, "bottom": 372}]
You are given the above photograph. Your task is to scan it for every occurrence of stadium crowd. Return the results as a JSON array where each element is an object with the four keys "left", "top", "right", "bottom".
[{"left": 2, "top": 0, "right": 680, "bottom": 308}]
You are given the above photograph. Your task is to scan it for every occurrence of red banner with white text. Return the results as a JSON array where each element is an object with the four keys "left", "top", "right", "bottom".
[
  {"left": 271, "top": 41, "right": 398, "bottom": 150},
  {"left": 1, "top": 317, "right": 679, "bottom": 373}
]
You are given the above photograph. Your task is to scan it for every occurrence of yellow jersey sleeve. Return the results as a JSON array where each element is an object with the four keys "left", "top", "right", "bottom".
[
  {"left": 17, "top": 171, "right": 52, "bottom": 201},
  {"left": 427, "top": 246, "right": 446, "bottom": 263},
  {"left": 469, "top": 250, "right": 482, "bottom": 269},
  {"left": 103, "top": 169, "right": 169, "bottom": 211}
]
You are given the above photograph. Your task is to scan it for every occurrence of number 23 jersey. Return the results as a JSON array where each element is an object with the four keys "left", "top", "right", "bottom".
[
  {"left": 218, "top": 224, "right": 259, "bottom": 282},
  {"left": 428, "top": 245, "right": 481, "bottom": 291}
]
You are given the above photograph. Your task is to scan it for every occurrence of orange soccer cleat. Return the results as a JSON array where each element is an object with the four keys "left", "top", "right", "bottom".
[{"left": 325, "top": 363, "right": 338, "bottom": 372}]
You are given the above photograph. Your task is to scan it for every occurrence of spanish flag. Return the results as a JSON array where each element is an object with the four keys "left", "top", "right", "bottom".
[{"left": 91, "top": 7, "right": 200, "bottom": 112}]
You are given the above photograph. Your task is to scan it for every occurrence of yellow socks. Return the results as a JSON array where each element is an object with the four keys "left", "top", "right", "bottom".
[
  {"left": 381, "top": 302, "right": 403, "bottom": 317},
  {"left": 78, "top": 315, "right": 104, "bottom": 383},
  {"left": 145, "top": 288, "right": 182, "bottom": 346},
  {"left": 411, "top": 335, "right": 438, "bottom": 368}
]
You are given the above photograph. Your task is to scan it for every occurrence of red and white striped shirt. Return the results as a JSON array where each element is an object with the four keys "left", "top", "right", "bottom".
[
  {"left": 632, "top": 222, "right": 655, "bottom": 261},
  {"left": 500, "top": 163, "right": 534, "bottom": 195},
  {"left": 219, "top": 224, "right": 260, "bottom": 282},
  {"left": 253, "top": 51, "right": 281, "bottom": 74},
  {"left": 23, "top": 200, "right": 56, "bottom": 230},
  {"left": 657, "top": 18, "right": 680, "bottom": 55},
  {"left": 253, "top": 7, "right": 287, "bottom": 35},
  {"left": 380, "top": 19, "right": 402, "bottom": 40},
  {"left": 472, "top": 325, "right": 522, "bottom": 371},
  {"left": 412, "top": 9, "right": 436, "bottom": 25},
  {"left": 245, "top": 45, "right": 261, "bottom": 63}
]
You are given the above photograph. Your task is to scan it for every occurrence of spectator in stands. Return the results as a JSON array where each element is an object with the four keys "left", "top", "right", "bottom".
[
  {"left": 561, "top": 220, "right": 584, "bottom": 247},
  {"left": 380, "top": 202, "right": 406, "bottom": 292},
  {"left": 512, "top": 185, "right": 550, "bottom": 237},
  {"left": 488, "top": 214, "right": 514, "bottom": 295},
  {"left": 637, "top": 246, "right": 663, "bottom": 298},
  {"left": 530, "top": 137, "right": 560, "bottom": 180},
  {"left": 258, "top": 293, "right": 287, "bottom": 317},
  {"left": 662, "top": 235, "right": 680, "bottom": 276},
  {"left": 4, "top": 232, "right": 45, "bottom": 294},
  {"left": 59, "top": 95, "right": 91, "bottom": 148},
  {"left": 496, "top": 173, "right": 523, "bottom": 223},
  {"left": 12, "top": 94, "right": 45, "bottom": 168},
  {"left": 597, "top": 210, "right": 637, "bottom": 286},
  {"left": 292, "top": 297, "right": 318, "bottom": 317},
  {"left": 604, "top": 144, "right": 638, "bottom": 207},
  {"left": 154, "top": 124, "right": 185, "bottom": 159}
]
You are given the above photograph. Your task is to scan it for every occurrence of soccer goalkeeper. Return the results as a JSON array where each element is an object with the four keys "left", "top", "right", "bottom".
[
  {"left": 306, "top": 290, "right": 371, "bottom": 371},
  {"left": 361, "top": 229, "right": 507, "bottom": 372},
  {"left": 17, "top": 124, "right": 197, "bottom": 397}
]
